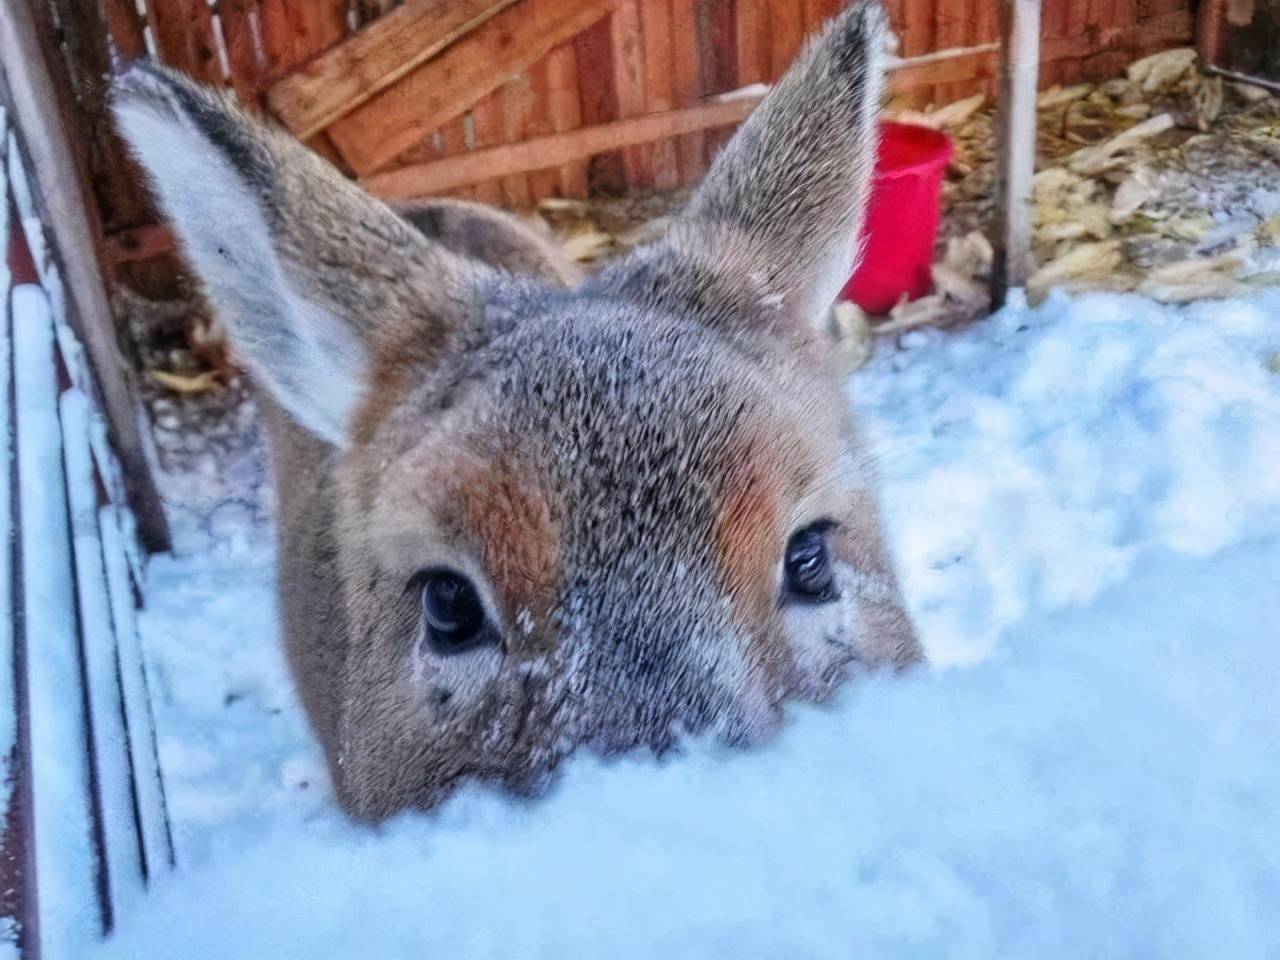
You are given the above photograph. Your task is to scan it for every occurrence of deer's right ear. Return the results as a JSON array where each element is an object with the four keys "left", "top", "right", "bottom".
[
  {"left": 112, "top": 63, "right": 480, "bottom": 447},
  {"left": 586, "top": 2, "right": 889, "bottom": 346}
]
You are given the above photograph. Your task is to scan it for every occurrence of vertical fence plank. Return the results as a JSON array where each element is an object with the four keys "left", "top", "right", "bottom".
[
  {"left": 500, "top": 75, "right": 536, "bottom": 206},
  {"left": 1038, "top": 0, "right": 1067, "bottom": 87},
  {"left": 768, "top": 0, "right": 805, "bottom": 77},
  {"left": 258, "top": 0, "right": 294, "bottom": 79},
  {"left": 470, "top": 92, "right": 507, "bottom": 204},
  {"left": 60, "top": 388, "right": 147, "bottom": 922},
  {"left": 439, "top": 116, "right": 475, "bottom": 201},
  {"left": 610, "top": 0, "right": 650, "bottom": 188},
  {"left": 641, "top": 0, "right": 679, "bottom": 191},
  {"left": 697, "top": 0, "right": 737, "bottom": 164},
  {"left": 100, "top": 504, "right": 173, "bottom": 879},
  {"left": 546, "top": 44, "right": 591, "bottom": 198},
  {"left": 900, "top": 0, "right": 937, "bottom": 102},
  {"left": 217, "top": 0, "right": 265, "bottom": 103},
  {"left": 574, "top": 15, "right": 625, "bottom": 193},
  {"left": 803, "top": 0, "right": 844, "bottom": 31},
  {"left": 187, "top": 0, "right": 224, "bottom": 82},
  {"left": 737, "top": 0, "right": 771, "bottom": 85},
  {"left": 147, "top": 0, "right": 197, "bottom": 72},
  {"left": 289, "top": 0, "right": 348, "bottom": 64},
  {"left": 935, "top": 0, "right": 974, "bottom": 101},
  {"left": 672, "top": 0, "right": 706, "bottom": 185},
  {"left": 526, "top": 60, "right": 562, "bottom": 201},
  {"left": 103, "top": 0, "right": 148, "bottom": 60}
]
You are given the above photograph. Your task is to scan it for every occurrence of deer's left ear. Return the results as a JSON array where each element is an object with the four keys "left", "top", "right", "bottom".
[
  {"left": 112, "top": 63, "right": 486, "bottom": 446},
  {"left": 587, "top": 2, "right": 888, "bottom": 343}
]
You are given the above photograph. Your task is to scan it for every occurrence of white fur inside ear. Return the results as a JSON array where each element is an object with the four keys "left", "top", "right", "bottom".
[{"left": 113, "top": 85, "right": 363, "bottom": 446}]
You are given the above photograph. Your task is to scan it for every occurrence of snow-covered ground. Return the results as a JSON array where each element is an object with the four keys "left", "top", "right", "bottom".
[{"left": 96, "top": 290, "right": 1280, "bottom": 958}]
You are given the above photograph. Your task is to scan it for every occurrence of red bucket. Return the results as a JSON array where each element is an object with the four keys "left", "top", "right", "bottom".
[{"left": 840, "top": 122, "right": 953, "bottom": 315}]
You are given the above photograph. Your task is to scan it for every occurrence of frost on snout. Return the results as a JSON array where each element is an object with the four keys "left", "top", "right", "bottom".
[{"left": 549, "top": 576, "right": 783, "bottom": 757}]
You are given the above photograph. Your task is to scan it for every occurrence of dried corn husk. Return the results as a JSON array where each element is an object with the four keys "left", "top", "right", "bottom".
[
  {"left": 558, "top": 225, "right": 614, "bottom": 262},
  {"left": 1231, "top": 82, "right": 1272, "bottom": 104},
  {"left": 829, "top": 301, "right": 874, "bottom": 372},
  {"left": 1038, "top": 84, "right": 1094, "bottom": 109},
  {"left": 888, "top": 93, "right": 986, "bottom": 130},
  {"left": 1137, "top": 253, "right": 1245, "bottom": 302},
  {"left": 1257, "top": 213, "right": 1280, "bottom": 246},
  {"left": 943, "top": 230, "right": 994, "bottom": 278},
  {"left": 1127, "top": 48, "right": 1196, "bottom": 94},
  {"left": 613, "top": 216, "right": 671, "bottom": 247},
  {"left": 1111, "top": 165, "right": 1159, "bottom": 221},
  {"left": 1115, "top": 102, "right": 1153, "bottom": 120},
  {"left": 1186, "top": 75, "right": 1225, "bottom": 131},
  {"left": 1028, "top": 240, "right": 1124, "bottom": 301},
  {"left": 932, "top": 264, "right": 989, "bottom": 308},
  {"left": 1067, "top": 113, "right": 1175, "bottom": 174},
  {"left": 150, "top": 369, "right": 221, "bottom": 394},
  {"left": 873, "top": 294, "right": 951, "bottom": 335}
]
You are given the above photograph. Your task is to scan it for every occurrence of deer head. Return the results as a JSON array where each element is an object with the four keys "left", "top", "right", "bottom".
[{"left": 115, "top": 1, "right": 921, "bottom": 821}]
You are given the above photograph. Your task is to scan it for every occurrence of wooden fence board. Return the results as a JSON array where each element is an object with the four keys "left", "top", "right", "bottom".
[
  {"left": 611, "top": 0, "right": 650, "bottom": 186},
  {"left": 470, "top": 91, "right": 508, "bottom": 204},
  {"left": 698, "top": 0, "right": 738, "bottom": 163},
  {"left": 736, "top": 0, "right": 771, "bottom": 85},
  {"left": 217, "top": 0, "right": 265, "bottom": 103},
  {"left": 186, "top": 0, "right": 223, "bottom": 83},
  {"left": 147, "top": 0, "right": 197, "bottom": 73},
  {"left": 267, "top": 0, "right": 519, "bottom": 139},
  {"left": 574, "top": 15, "right": 626, "bottom": 193},
  {"left": 546, "top": 43, "right": 591, "bottom": 197},
  {"left": 363, "top": 95, "right": 760, "bottom": 198},
  {"left": 526, "top": 59, "right": 562, "bottom": 201},
  {"left": 767, "top": 0, "right": 805, "bottom": 76},
  {"left": 500, "top": 74, "right": 535, "bottom": 206},
  {"left": 641, "top": 1, "right": 679, "bottom": 191},
  {"left": 935, "top": 0, "right": 973, "bottom": 101},
  {"left": 672, "top": 0, "right": 707, "bottom": 186},
  {"left": 327, "top": 0, "right": 617, "bottom": 174},
  {"left": 103, "top": 0, "right": 147, "bottom": 60}
]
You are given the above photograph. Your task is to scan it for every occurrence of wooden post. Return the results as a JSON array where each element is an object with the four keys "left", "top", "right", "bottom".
[
  {"left": 0, "top": 0, "right": 171, "bottom": 552},
  {"left": 990, "top": 0, "right": 1041, "bottom": 307}
]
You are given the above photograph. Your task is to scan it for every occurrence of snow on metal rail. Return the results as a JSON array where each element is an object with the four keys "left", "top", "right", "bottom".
[{"left": 3, "top": 105, "right": 172, "bottom": 959}]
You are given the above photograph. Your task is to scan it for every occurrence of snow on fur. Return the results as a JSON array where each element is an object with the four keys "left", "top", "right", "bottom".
[{"left": 95, "top": 291, "right": 1280, "bottom": 958}]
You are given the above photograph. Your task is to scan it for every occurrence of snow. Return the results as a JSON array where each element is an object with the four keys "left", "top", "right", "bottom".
[
  {"left": 13, "top": 285, "right": 103, "bottom": 952},
  {"left": 61, "top": 388, "right": 149, "bottom": 918},
  {"left": 95, "top": 291, "right": 1280, "bottom": 958}
]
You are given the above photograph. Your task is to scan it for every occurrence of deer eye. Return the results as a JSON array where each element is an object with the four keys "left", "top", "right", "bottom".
[
  {"left": 784, "top": 523, "right": 838, "bottom": 603},
  {"left": 414, "top": 569, "right": 492, "bottom": 656}
]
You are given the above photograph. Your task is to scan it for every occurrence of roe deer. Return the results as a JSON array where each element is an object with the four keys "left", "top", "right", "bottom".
[{"left": 114, "top": 1, "right": 921, "bottom": 822}]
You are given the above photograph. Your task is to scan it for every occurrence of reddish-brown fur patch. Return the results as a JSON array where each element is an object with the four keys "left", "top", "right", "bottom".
[
  {"left": 713, "top": 425, "right": 806, "bottom": 688},
  {"left": 450, "top": 450, "right": 561, "bottom": 657}
]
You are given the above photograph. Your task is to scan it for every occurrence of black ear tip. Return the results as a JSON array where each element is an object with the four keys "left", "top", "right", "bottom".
[
  {"left": 833, "top": 1, "right": 890, "bottom": 53},
  {"left": 826, "top": 1, "right": 890, "bottom": 88}
]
